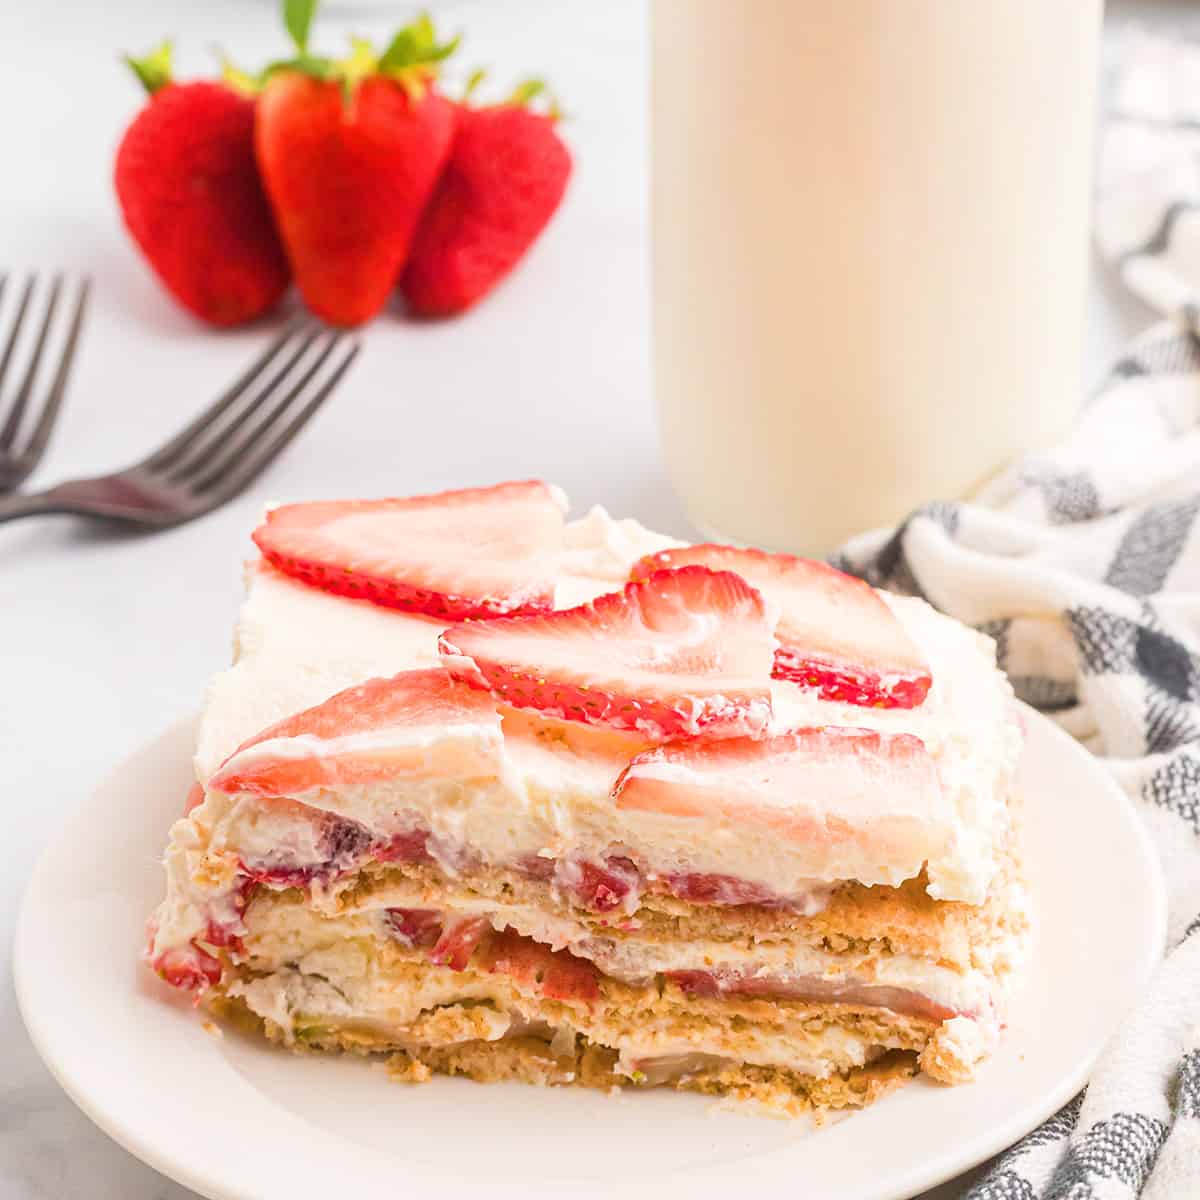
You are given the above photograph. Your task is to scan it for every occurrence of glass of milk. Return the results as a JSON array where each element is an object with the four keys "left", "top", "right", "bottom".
[{"left": 652, "top": 0, "right": 1102, "bottom": 555}]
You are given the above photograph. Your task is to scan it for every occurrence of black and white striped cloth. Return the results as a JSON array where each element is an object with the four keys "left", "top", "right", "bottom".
[{"left": 834, "top": 35, "right": 1200, "bottom": 1199}]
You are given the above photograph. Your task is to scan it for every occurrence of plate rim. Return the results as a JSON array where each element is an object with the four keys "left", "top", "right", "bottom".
[{"left": 14, "top": 704, "right": 1169, "bottom": 1200}]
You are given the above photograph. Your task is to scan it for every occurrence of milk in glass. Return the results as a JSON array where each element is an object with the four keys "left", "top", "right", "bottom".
[{"left": 652, "top": 0, "right": 1102, "bottom": 553}]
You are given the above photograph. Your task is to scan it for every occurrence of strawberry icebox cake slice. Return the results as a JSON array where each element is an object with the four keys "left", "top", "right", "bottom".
[{"left": 146, "top": 480, "right": 1028, "bottom": 1117}]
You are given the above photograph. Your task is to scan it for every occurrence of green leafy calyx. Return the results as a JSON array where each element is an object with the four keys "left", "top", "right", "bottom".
[
  {"left": 508, "top": 78, "right": 563, "bottom": 120},
  {"left": 265, "top": 1, "right": 458, "bottom": 97},
  {"left": 124, "top": 40, "right": 174, "bottom": 95},
  {"left": 377, "top": 13, "right": 459, "bottom": 76},
  {"left": 129, "top": 3, "right": 462, "bottom": 104},
  {"left": 459, "top": 74, "right": 563, "bottom": 119},
  {"left": 284, "top": 0, "right": 318, "bottom": 55},
  {"left": 463, "top": 67, "right": 487, "bottom": 101}
]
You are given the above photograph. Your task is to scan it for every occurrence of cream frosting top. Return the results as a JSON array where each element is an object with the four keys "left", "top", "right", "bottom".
[{"left": 192, "top": 503, "right": 1020, "bottom": 903}]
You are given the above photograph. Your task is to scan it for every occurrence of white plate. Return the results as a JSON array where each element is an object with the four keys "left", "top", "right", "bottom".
[{"left": 16, "top": 706, "right": 1165, "bottom": 1200}]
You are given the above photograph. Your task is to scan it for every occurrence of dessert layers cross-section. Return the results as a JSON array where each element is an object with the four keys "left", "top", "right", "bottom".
[{"left": 147, "top": 481, "right": 1028, "bottom": 1116}]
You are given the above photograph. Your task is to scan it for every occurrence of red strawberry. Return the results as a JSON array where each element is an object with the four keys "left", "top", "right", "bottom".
[
  {"left": 208, "top": 668, "right": 503, "bottom": 797},
  {"left": 613, "top": 728, "right": 950, "bottom": 877},
  {"left": 384, "top": 908, "right": 443, "bottom": 949},
  {"left": 428, "top": 915, "right": 489, "bottom": 971},
  {"left": 402, "top": 80, "right": 572, "bottom": 316},
  {"left": 114, "top": 44, "right": 290, "bottom": 326},
  {"left": 254, "top": 11, "right": 460, "bottom": 326},
  {"left": 632, "top": 545, "right": 931, "bottom": 708},
  {"left": 152, "top": 943, "right": 223, "bottom": 990},
  {"left": 438, "top": 566, "right": 776, "bottom": 739},
  {"left": 478, "top": 928, "right": 599, "bottom": 1003},
  {"left": 251, "top": 480, "right": 566, "bottom": 620}
]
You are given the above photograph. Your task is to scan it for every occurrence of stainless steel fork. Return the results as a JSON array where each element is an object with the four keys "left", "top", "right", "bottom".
[
  {"left": 0, "top": 319, "right": 361, "bottom": 528},
  {"left": 0, "top": 274, "right": 90, "bottom": 491}
]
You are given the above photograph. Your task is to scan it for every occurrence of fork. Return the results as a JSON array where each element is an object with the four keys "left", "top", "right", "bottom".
[
  {"left": 0, "top": 319, "right": 361, "bottom": 529},
  {"left": 0, "top": 274, "right": 90, "bottom": 491}
]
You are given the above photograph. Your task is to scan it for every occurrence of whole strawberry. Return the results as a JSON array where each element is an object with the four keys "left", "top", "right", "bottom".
[
  {"left": 401, "top": 80, "right": 572, "bottom": 317},
  {"left": 114, "top": 43, "right": 290, "bottom": 327},
  {"left": 255, "top": 4, "right": 459, "bottom": 327}
]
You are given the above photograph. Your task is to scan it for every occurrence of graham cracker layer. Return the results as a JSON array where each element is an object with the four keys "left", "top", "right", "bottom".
[
  {"left": 320, "top": 809, "right": 1025, "bottom": 975},
  {"left": 190, "top": 797, "right": 1026, "bottom": 1114},
  {"left": 209, "top": 991, "right": 919, "bottom": 1119},
  {"left": 213, "top": 888, "right": 994, "bottom": 1085}
]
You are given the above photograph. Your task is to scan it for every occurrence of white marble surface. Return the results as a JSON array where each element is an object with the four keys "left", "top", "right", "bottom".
[{"left": 0, "top": 1, "right": 1189, "bottom": 1197}]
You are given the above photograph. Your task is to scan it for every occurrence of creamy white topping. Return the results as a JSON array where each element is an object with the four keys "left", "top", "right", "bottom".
[
  {"left": 195, "top": 506, "right": 683, "bottom": 781},
  {"left": 154, "top": 504, "right": 1021, "bottom": 974}
]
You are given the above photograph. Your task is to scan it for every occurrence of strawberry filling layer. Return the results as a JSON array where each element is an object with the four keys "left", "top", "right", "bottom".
[
  {"left": 151, "top": 894, "right": 981, "bottom": 1028},
  {"left": 665, "top": 970, "right": 961, "bottom": 1023},
  {"left": 151, "top": 820, "right": 831, "bottom": 992},
  {"left": 231, "top": 815, "right": 822, "bottom": 919},
  {"left": 386, "top": 910, "right": 601, "bottom": 1001},
  {"left": 378, "top": 909, "right": 969, "bottom": 1021}
]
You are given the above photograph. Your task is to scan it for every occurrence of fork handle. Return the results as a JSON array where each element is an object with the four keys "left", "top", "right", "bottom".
[{"left": 0, "top": 491, "right": 64, "bottom": 524}]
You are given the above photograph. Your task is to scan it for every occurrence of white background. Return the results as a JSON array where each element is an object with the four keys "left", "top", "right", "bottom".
[{"left": 0, "top": 1, "right": 1191, "bottom": 1196}]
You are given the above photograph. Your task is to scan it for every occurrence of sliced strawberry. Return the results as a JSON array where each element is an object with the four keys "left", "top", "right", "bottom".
[
  {"left": 252, "top": 481, "right": 566, "bottom": 620},
  {"left": 375, "top": 829, "right": 436, "bottom": 865},
  {"left": 631, "top": 545, "right": 931, "bottom": 708},
  {"left": 385, "top": 908, "right": 444, "bottom": 949},
  {"left": 613, "top": 729, "right": 949, "bottom": 883},
  {"left": 499, "top": 706, "right": 654, "bottom": 766},
  {"left": 208, "top": 668, "right": 502, "bottom": 797},
  {"left": 153, "top": 943, "right": 222, "bottom": 990},
  {"left": 656, "top": 872, "right": 777, "bottom": 907},
  {"left": 428, "top": 915, "right": 489, "bottom": 970},
  {"left": 439, "top": 566, "right": 776, "bottom": 739},
  {"left": 479, "top": 928, "right": 600, "bottom": 1003},
  {"left": 663, "top": 970, "right": 720, "bottom": 998},
  {"left": 559, "top": 858, "right": 640, "bottom": 913}
]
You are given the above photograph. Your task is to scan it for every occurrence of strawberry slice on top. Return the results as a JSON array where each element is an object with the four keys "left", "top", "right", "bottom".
[
  {"left": 208, "top": 667, "right": 503, "bottom": 798},
  {"left": 252, "top": 480, "right": 566, "bottom": 621},
  {"left": 438, "top": 566, "right": 776, "bottom": 740},
  {"left": 613, "top": 728, "right": 950, "bottom": 886},
  {"left": 632, "top": 545, "right": 931, "bottom": 708}
]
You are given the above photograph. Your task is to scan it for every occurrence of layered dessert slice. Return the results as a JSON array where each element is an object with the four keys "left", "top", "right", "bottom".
[{"left": 147, "top": 480, "right": 1027, "bottom": 1117}]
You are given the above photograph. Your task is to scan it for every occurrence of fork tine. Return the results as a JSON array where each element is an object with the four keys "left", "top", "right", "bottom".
[
  {"left": 162, "top": 323, "right": 325, "bottom": 482},
  {"left": 141, "top": 317, "right": 313, "bottom": 471},
  {"left": 0, "top": 275, "right": 62, "bottom": 450},
  {"left": 0, "top": 276, "right": 37, "bottom": 446},
  {"left": 188, "top": 331, "right": 346, "bottom": 492},
  {"left": 18, "top": 277, "right": 90, "bottom": 467},
  {"left": 200, "top": 339, "right": 361, "bottom": 504}
]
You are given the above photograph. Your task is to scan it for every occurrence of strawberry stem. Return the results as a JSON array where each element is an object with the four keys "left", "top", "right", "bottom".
[
  {"left": 124, "top": 40, "right": 173, "bottom": 95},
  {"left": 463, "top": 66, "right": 487, "bottom": 101},
  {"left": 377, "top": 12, "right": 460, "bottom": 76},
  {"left": 260, "top": 7, "right": 458, "bottom": 95},
  {"left": 283, "top": 0, "right": 318, "bottom": 56},
  {"left": 508, "top": 78, "right": 545, "bottom": 106},
  {"left": 217, "top": 50, "right": 262, "bottom": 97},
  {"left": 506, "top": 77, "right": 564, "bottom": 120}
]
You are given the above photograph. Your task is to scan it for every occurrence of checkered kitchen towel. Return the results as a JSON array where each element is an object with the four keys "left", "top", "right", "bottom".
[{"left": 834, "top": 35, "right": 1200, "bottom": 1199}]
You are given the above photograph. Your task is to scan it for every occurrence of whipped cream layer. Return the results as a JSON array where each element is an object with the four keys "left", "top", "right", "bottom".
[
  {"left": 327, "top": 887, "right": 1010, "bottom": 1027},
  {"left": 194, "top": 507, "right": 682, "bottom": 780},
  {"left": 156, "top": 786, "right": 1010, "bottom": 1023},
  {"left": 230, "top": 901, "right": 918, "bottom": 1080},
  {"left": 191, "top": 505, "right": 1019, "bottom": 906}
]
